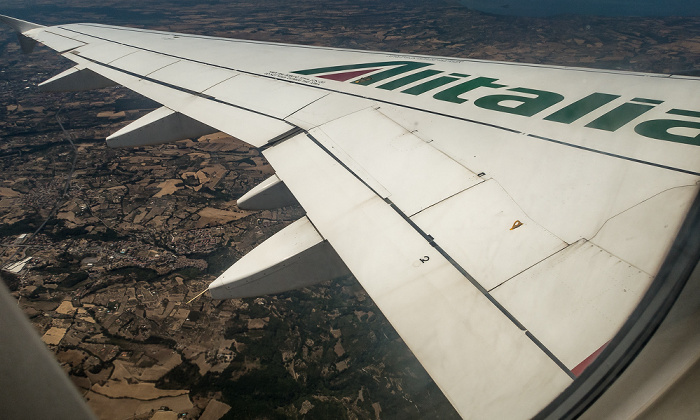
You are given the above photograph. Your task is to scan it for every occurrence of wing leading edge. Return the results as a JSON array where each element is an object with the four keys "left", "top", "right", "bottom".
[{"left": 2, "top": 14, "right": 699, "bottom": 419}]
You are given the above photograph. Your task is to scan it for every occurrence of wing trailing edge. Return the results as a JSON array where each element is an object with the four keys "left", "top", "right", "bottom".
[
  {"left": 0, "top": 15, "right": 44, "bottom": 34},
  {"left": 0, "top": 15, "right": 44, "bottom": 53}
]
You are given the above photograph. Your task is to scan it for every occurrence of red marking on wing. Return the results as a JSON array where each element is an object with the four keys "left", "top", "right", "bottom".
[
  {"left": 572, "top": 341, "right": 610, "bottom": 377},
  {"left": 317, "top": 68, "right": 378, "bottom": 82}
]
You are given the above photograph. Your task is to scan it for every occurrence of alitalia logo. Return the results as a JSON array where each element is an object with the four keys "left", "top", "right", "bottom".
[{"left": 293, "top": 61, "right": 700, "bottom": 146}]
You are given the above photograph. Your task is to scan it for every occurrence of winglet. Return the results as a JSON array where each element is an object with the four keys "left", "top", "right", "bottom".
[
  {"left": 0, "top": 15, "right": 44, "bottom": 53},
  {"left": 0, "top": 15, "right": 44, "bottom": 34}
]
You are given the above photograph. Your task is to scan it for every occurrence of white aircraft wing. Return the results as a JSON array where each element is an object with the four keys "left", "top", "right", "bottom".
[{"left": 2, "top": 15, "right": 699, "bottom": 419}]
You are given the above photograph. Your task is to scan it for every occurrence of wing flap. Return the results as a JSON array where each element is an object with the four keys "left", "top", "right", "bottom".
[
  {"left": 411, "top": 179, "right": 568, "bottom": 291},
  {"left": 147, "top": 60, "right": 238, "bottom": 93},
  {"left": 262, "top": 133, "right": 573, "bottom": 419},
  {"left": 73, "top": 42, "right": 138, "bottom": 64},
  {"left": 203, "top": 74, "right": 328, "bottom": 120},
  {"left": 15, "top": 23, "right": 329, "bottom": 147},
  {"left": 26, "top": 29, "right": 85, "bottom": 53},
  {"left": 378, "top": 105, "right": 699, "bottom": 245},
  {"left": 108, "top": 50, "right": 180, "bottom": 76},
  {"left": 590, "top": 185, "right": 698, "bottom": 276},
  {"left": 308, "top": 107, "right": 483, "bottom": 216},
  {"left": 491, "top": 240, "right": 653, "bottom": 370},
  {"left": 37, "top": 29, "right": 333, "bottom": 147},
  {"left": 65, "top": 54, "right": 296, "bottom": 147},
  {"left": 285, "top": 92, "right": 375, "bottom": 130}
]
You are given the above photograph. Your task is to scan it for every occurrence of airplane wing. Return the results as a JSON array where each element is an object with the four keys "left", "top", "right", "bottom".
[{"left": 2, "top": 15, "right": 699, "bottom": 419}]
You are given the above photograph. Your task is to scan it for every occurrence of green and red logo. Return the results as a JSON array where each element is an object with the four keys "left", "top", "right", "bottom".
[{"left": 294, "top": 61, "right": 700, "bottom": 147}]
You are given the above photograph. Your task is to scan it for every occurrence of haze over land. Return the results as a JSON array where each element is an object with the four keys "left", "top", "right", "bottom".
[
  {"left": 460, "top": 0, "right": 700, "bottom": 17},
  {"left": 1, "top": 0, "right": 698, "bottom": 419}
]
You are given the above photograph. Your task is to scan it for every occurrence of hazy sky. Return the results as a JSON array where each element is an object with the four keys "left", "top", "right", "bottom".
[{"left": 460, "top": 0, "right": 700, "bottom": 17}]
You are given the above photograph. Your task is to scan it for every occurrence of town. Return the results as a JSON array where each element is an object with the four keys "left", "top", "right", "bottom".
[{"left": 1, "top": 0, "right": 698, "bottom": 418}]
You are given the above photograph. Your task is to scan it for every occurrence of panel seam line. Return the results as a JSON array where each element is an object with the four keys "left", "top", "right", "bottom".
[
  {"left": 296, "top": 131, "right": 575, "bottom": 378},
  {"left": 57, "top": 26, "right": 698, "bottom": 177}
]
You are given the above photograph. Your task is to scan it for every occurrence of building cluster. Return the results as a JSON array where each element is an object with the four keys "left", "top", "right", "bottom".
[{"left": 2, "top": 1, "right": 697, "bottom": 418}]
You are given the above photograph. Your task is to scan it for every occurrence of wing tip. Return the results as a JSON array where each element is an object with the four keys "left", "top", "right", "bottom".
[{"left": 0, "top": 15, "right": 45, "bottom": 34}]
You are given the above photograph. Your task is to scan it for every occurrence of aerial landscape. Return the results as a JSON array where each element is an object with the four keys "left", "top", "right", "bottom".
[{"left": 1, "top": 0, "right": 698, "bottom": 419}]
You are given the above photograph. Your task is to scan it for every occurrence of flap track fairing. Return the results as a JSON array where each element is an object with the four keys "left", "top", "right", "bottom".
[
  {"left": 237, "top": 174, "right": 299, "bottom": 210},
  {"left": 208, "top": 216, "right": 351, "bottom": 299},
  {"left": 38, "top": 66, "right": 117, "bottom": 92},
  {"left": 106, "top": 106, "right": 217, "bottom": 148}
]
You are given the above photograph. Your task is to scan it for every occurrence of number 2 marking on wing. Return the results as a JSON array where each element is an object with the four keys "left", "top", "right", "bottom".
[{"left": 420, "top": 256, "right": 430, "bottom": 263}]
